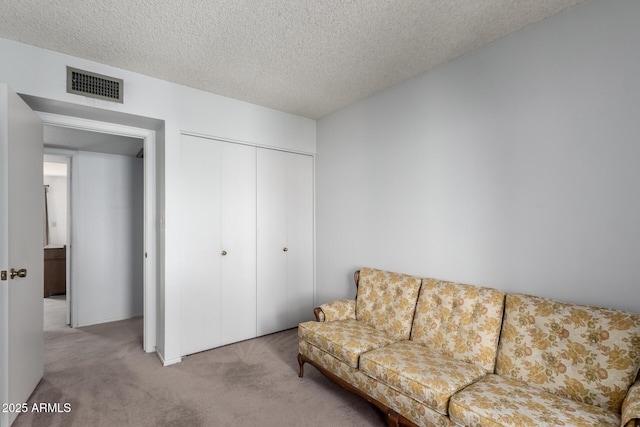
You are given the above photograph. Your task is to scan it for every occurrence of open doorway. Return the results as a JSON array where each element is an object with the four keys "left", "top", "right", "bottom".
[
  {"left": 43, "top": 155, "right": 69, "bottom": 330},
  {"left": 43, "top": 131, "right": 146, "bottom": 337},
  {"left": 38, "top": 113, "right": 157, "bottom": 354},
  {"left": 16, "top": 93, "right": 160, "bottom": 354}
]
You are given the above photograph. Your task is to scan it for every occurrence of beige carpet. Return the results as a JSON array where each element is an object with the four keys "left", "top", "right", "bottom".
[{"left": 14, "top": 298, "right": 385, "bottom": 426}]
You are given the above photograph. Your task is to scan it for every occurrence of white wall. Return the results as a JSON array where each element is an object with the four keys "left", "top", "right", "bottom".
[
  {"left": 0, "top": 37, "right": 315, "bottom": 363},
  {"left": 316, "top": 0, "right": 640, "bottom": 313},
  {"left": 72, "top": 151, "right": 143, "bottom": 327},
  {"left": 43, "top": 175, "right": 67, "bottom": 246}
]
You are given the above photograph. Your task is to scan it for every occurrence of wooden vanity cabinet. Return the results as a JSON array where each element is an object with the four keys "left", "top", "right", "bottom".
[{"left": 44, "top": 246, "right": 66, "bottom": 297}]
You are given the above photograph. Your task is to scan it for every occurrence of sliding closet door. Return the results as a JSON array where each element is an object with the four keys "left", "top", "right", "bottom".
[
  {"left": 180, "top": 135, "right": 257, "bottom": 355},
  {"left": 257, "top": 148, "right": 314, "bottom": 336}
]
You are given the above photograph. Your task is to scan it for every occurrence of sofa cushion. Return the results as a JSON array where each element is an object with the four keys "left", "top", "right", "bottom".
[
  {"left": 359, "top": 340, "right": 487, "bottom": 415},
  {"left": 411, "top": 278, "right": 505, "bottom": 373},
  {"left": 449, "top": 374, "right": 620, "bottom": 427},
  {"left": 298, "top": 319, "right": 397, "bottom": 368},
  {"left": 356, "top": 267, "right": 422, "bottom": 340},
  {"left": 298, "top": 339, "right": 454, "bottom": 427},
  {"left": 496, "top": 294, "right": 640, "bottom": 413}
]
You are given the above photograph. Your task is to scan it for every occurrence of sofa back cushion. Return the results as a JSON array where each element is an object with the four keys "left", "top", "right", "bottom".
[
  {"left": 496, "top": 294, "right": 640, "bottom": 413},
  {"left": 355, "top": 267, "right": 422, "bottom": 340},
  {"left": 411, "top": 278, "right": 506, "bottom": 373}
]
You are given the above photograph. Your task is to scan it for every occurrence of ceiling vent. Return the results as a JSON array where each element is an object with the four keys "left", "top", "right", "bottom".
[{"left": 67, "top": 66, "right": 123, "bottom": 103}]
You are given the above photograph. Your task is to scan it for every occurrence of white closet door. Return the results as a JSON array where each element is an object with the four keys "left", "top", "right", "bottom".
[
  {"left": 180, "top": 135, "right": 222, "bottom": 355},
  {"left": 220, "top": 142, "right": 256, "bottom": 345},
  {"left": 286, "top": 153, "right": 314, "bottom": 326},
  {"left": 180, "top": 135, "right": 257, "bottom": 355},
  {"left": 257, "top": 149, "right": 288, "bottom": 335},
  {"left": 257, "top": 148, "right": 314, "bottom": 335}
]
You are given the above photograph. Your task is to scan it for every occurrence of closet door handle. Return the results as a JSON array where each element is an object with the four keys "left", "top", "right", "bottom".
[
  {"left": 221, "top": 250, "right": 228, "bottom": 256},
  {"left": 283, "top": 247, "right": 288, "bottom": 252}
]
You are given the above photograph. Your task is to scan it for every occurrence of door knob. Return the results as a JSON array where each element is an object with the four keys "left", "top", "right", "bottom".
[
  {"left": 10, "top": 268, "right": 27, "bottom": 279},
  {"left": 221, "top": 250, "right": 227, "bottom": 256},
  {"left": 283, "top": 247, "right": 288, "bottom": 252}
]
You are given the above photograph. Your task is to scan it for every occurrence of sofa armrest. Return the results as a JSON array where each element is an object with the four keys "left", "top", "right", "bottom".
[
  {"left": 622, "top": 379, "right": 640, "bottom": 426},
  {"left": 314, "top": 299, "right": 356, "bottom": 322}
]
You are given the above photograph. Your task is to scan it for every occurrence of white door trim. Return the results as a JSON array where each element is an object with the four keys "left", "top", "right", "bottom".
[{"left": 38, "top": 112, "right": 157, "bottom": 353}]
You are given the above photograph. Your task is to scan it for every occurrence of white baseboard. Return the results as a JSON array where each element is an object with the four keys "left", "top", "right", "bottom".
[
  {"left": 156, "top": 350, "right": 182, "bottom": 367},
  {"left": 75, "top": 313, "right": 143, "bottom": 328}
]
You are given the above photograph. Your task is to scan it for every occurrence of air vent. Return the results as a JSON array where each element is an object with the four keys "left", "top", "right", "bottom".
[{"left": 67, "top": 67, "right": 123, "bottom": 103}]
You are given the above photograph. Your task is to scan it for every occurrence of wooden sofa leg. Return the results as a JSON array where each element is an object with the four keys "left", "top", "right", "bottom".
[
  {"left": 297, "top": 353, "right": 305, "bottom": 378},
  {"left": 388, "top": 409, "right": 400, "bottom": 427}
]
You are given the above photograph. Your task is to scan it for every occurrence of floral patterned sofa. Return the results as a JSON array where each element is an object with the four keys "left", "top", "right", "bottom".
[{"left": 297, "top": 267, "right": 640, "bottom": 427}]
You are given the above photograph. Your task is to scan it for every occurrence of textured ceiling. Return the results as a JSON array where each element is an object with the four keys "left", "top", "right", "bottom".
[{"left": 0, "top": 0, "right": 587, "bottom": 119}]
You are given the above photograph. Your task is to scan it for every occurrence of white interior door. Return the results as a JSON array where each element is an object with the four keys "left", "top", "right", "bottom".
[
  {"left": 0, "top": 84, "right": 44, "bottom": 427},
  {"left": 285, "top": 153, "right": 314, "bottom": 326},
  {"left": 257, "top": 149, "right": 314, "bottom": 335},
  {"left": 257, "top": 149, "right": 289, "bottom": 336},
  {"left": 180, "top": 135, "right": 258, "bottom": 354},
  {"left": 179, "top": 135, "right": 222, "bottom": 355},
  {"left": 220, "top": 142, "right": 256, "bottom": 345}
]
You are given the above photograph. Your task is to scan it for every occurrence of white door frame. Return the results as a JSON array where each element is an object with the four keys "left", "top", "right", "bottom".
[{"left": 38, "top": 112, "right": 157, "bottom": 353}]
